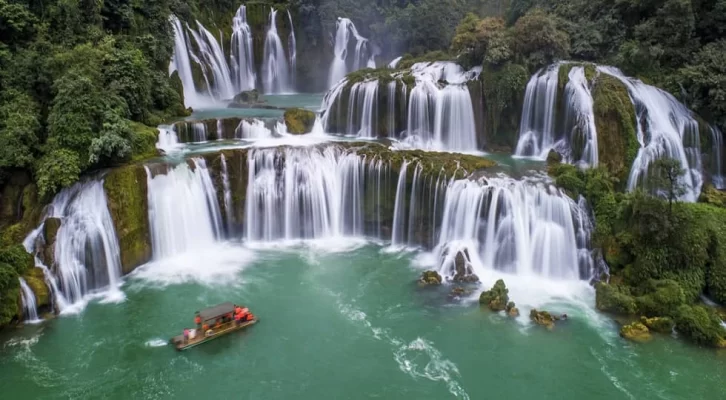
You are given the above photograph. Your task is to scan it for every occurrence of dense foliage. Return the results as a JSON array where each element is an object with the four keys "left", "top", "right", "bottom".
[
  {"left": 0, "top": 0, "right": 201, "bottom": 197},
  {"left": 550, "top": 162, "right": 726, "bottom": 347}
]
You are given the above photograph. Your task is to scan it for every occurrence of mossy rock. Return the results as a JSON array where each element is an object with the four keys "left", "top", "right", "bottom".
[
  {"left": 129, "top": 122, "right": 160, "bottom": 162},
  {"left": 529, "top": 309, "right": 558, "bottom": 330},
  {"left": 479, "top": 279, "right": 509, "bottom": 312},
  {"left": 233, "top": 90, "right": 262, "bottom": 104},
  {"left": 104, "top": 164, "right": 152, "bottom": 276},
  {"left": 595, "top": 281, "right": 638, "bottom": 315},
  {"left": 23, "top": 267, "right": 50, "bottom": 309},
  {"left": 640, "top": 316, "right": 674, "bottom": 334},
  {"left": 43, "top": 217, "right": 61, "bottom": 246},
  {"left": 592, "top": 74, "right": 639, "bottom": 183},
  {"left": 699, "top": 185, "right": 726, "bottom": 208},
  {"left": 634, "top": 279, "right": 686, "bottom": 317},
  {"left": 284, "top": 108, "right": 316, "bottom": 134},
  {"left": 418, "top": 270, "right": 442, "bottom": 286},
  {"left": 620, "top": 322, "right": 652, "bottom": 343},
  {"left": 506, "top": 301, "right": 520, "bottom": 317}
]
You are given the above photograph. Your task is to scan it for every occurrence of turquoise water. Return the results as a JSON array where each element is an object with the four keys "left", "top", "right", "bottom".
[{"left": 2, "top": 244, "right": 725, "bottom": 399}]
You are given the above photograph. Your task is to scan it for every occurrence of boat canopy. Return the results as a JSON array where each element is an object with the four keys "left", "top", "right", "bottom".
[{"left": 198, "top": 302, "right": 235, "bottom": 322}]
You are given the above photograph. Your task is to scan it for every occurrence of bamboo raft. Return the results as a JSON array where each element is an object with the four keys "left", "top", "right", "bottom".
[{"left": 170, "top": 302, "right": 258, "bottom": 351}]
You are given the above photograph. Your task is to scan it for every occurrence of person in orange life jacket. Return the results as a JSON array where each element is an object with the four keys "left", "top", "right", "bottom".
[{"left": 194, "top": 312, "right": 202, "bottom": 329}]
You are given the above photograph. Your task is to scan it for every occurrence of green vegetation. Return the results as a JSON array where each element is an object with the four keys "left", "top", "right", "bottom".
[
  {"left": 550, "top": 159, "right": 726, "bottom": 347},
  {"left": 479, "top": 279, "right": 509, "bottom": 311}
]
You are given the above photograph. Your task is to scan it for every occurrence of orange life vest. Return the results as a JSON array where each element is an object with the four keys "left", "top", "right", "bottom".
[{"left": 195, "top": 316, "right": 201, "bottom": 324}]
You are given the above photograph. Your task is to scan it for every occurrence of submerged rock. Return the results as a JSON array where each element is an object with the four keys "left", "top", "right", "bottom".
[
  {"left": 640, "top": 316, "right": 674, "bottom": 334},
  {"left": 418, "top": 270, "right": 443, "bottom": 286},
  {"left": 620, "top": 322, "right": 652, "bottom": 343},
  {"left": 284, "top": 108, "right": 316, "bottom": 134},
  {"left": 479, "top": 279, "right": 509, "bottom": 312},
  {"left": 233, "top": 89, "right": 262, "bottom": 104},
  {"left": 529, "top": 309, "right": 567, "bottom": 329},
  {"left": 448, "top": 286, "right": 474, "bottom": 300},
  {"left": 506, "top": 301, "right": 520, "bottom": 317}
]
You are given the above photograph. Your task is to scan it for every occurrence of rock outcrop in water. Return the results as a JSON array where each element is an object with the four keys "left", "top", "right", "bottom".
[
  {"left": 620, "top": 322, "right": 652, "bottom": 342},
  {"left": 284, "top": 108, "right": 316, "bottom": 134},
  {"left": 479, "top": 279, "right": 509, "bottom": 312},
  {"left": 418, "top": 271, "right": 443, "bottom": 286}
]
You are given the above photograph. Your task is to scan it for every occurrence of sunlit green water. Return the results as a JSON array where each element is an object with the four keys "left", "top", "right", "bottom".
[
  {"left": 2, "top": 244, "right": 725, "bottom": 399},
  {"left": 187, "top": 93, "right": 323, "bottom": 120}
]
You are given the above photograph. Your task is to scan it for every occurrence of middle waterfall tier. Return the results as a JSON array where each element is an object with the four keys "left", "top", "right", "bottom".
[{"left": 320, "top": 62, "right": 482, "bottom": 152}]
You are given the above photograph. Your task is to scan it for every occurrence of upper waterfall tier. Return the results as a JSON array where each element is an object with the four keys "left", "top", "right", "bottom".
[
  {"left": 328, "top": 18, "right": 376, "bottom": 89},
  {"left": 320, "top": 62, "right": 482, "bottom": 152},
  {"left": 169, "top": 6, "right": 296, "bottom": 106},
  {"left": 513, "top": 62, "right": 724, "bottom": 200}
]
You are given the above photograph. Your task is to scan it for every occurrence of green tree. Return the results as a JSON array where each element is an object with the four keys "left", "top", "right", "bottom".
[
  {"left": 512, "top": 9, "right": 569, "bottom": 71},
  {"left": 0, "top": 90, "right": 40, "bottom": 170},
  {"left": 35, "top": 149, "right": 81, "bottom": 198},
  {"left": 652, "top": 158, "right": 687, "bottom": 213}
]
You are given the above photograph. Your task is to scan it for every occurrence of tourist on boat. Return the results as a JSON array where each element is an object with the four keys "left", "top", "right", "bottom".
[
  {"left": 234, "top": 312, "right": 242, "bottom": 326},
  {"left": 195, "top": 312, "right": 202, "bottom": 329},
  {"left": 183, "top": 329, "right": 190, "bottom": 344}
]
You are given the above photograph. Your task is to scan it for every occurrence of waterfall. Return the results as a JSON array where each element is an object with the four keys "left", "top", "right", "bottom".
[
  {"left": 220, "top": 154, "right": 234, "bottom": 234},
  {"left": 514, "top": 64, "right": 560, "bottom": 159},
  {"left": 19, "top": 278, "right": 39, "bottom": 322},
  {"left": 156, "top": 125, "right": 180, "bottom": 153},
  {"left": 146, "top": 159, "right": 223, "bottom": 258},
  {"left": 321, "top": 62, "right": 478, "bottom": 151},
  {"left": 328, "top": 18, "right": 375, "bottom": 88},
  {"left": 562, "top": 66, "right": 598, "bottom": 166},
  {"left": 599, "top": 66, "right": 703, "bottom": 201},
  {"left": 389, "top": 56, "right": 403, "bottom": 69},
  {"left": 712, "top": 127, "right": 725, "bottom": 189},
  {"left": 406, "top": 164, "right": 423, "bottom": 246},
  {"left": 434, "top": 176, "right": 593, "bottom": 281},
  {"left": 287, "top": 10, "right": 297, "bottom": 89},
  {"left": 387, "top": 81, "right": 397, "bottom": 137},
  {"left": 236, "top": 119, "right": 273, "bottom": 139},
  {"left": 347, "top": 80, "right": 379, "bottom": 138},
  {"left": 231, "top": 5, "right": 256, "bottom": 92},
  {"left": 169, "top": 16, "right": 208, "bottom": 108},
  {"left": 262, "top": 9, "right": 291, "bottom": 94},
  {"left": 22, "top": 181, "right": 123, "bottom": 309},
  {"left": 174, "top": 121, "right": 208, "bottom": 143},
  {"left": 245, "top": 147, "right": 370, "bottom": 241},
  {"left": 188, "top": 21, "right": 236, "bottom": 101},
  {"left": 391, "top": 161, "right": 410, "bottom": 246}
]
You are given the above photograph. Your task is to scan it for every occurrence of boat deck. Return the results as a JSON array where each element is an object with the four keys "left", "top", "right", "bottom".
[{"left": 171, "top": 319, "right": 258, "bottom": 351}]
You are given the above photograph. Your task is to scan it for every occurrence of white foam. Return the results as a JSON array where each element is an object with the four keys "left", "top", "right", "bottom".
[
  {"left": 131, "top": 243, "right": 254, "bottom": 286},
  {"left": 145, "top": 338, "right": 168, "bottom": 348}
]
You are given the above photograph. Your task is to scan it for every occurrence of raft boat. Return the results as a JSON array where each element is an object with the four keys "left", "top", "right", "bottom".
[{"left": 170, "top": 302, "right": 258, "bottom": 351}]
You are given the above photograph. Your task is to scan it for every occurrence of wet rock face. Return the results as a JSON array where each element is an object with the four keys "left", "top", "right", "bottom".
[
  {"left": 38, "top": 217, "right": 61, "bottom": 269},
  {"left": 506, "top": 302, "right": 520, "bottom": 317},
  {"left": 450, "top": 249, "right": 479, "bottom": 283},
  {"left": 529, "top": 309, "right": 568, "bottom": 330}
]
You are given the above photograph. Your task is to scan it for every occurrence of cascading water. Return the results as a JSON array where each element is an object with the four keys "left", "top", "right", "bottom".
[
  {"left": 322, "top": 62, "right": 479, "bottom": 151},
  {"left": 156, "top": 125, "right": 180, "bottom": 153},
  {"left": 599, "top": 66, "right": 703, "bottom": 201},
  {"left": 220, "top": 154, "right": 234, "bottom": 234},
  {"left": 514, "top": 64, "right": 560, "bottom": 159},
  {"left": 391, "top": 161, "right": 410, "bottom": 246},
  {"left": 328, "top": 18, "right": 375, "bottom": 88},
  {"left": 347, "top": 80, "right": 379, "bottom": 138},
  {"left": 231, "top": 5, "right": 256, "bottom": 92},
  {"left": 146, "top": 159, "right": 223, "bottom": 258},
  {"left": 262, "top": 9, "right": 291, "bottom": 94},
  {"left": 236, "top": 119, "right": 273, "bottom": 139},
  {"left": 712, "top": 127, "right": 725, "bottom": 189},
  {"left": 187, "top": 21, "right": 236, "bottom": 101},
  {"left": 169, "top": 16, "right": 208, "bottom": 108},
  {"left": 562, "top": 67, "right": 598, "bottom": 166},
  {"left": 287, "top": 10, "right": 297, "bottom": 89},
  {"left": 433, "top": 175, "right": 593, "bottom": 281},
  {"left": 245, "top": 147, "right": 372, "bottom": 241},
  {"left": 19, "top": 278, "right": 39, "bottom": 321},
  {"left": 24, "top": 181, "right": 124, "bottom": 309}
]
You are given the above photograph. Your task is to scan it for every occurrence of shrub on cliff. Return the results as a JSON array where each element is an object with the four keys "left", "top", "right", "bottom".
[{"left": 674, "top": 305, "right": 726, "bottom": 347}]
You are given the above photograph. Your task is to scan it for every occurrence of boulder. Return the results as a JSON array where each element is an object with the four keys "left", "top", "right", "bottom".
[
  {"left": 418, "top": 270, "right": 442, "bottom": 286},
  {"left": 23, "top": 267, "right": 50, "bottom": 310},
  {"left": 40, "top": 217, "right": 61, "bottom": 268},
  {"left": 546, "top": 149, "right": 562, "bottom": 165},
  {"left": 506, "top": 301, "right": 520, "bottom": 317},
  {"left": 233, "top": 90, "right": 262, "bottom": 104},
  {"left": 284, "top": 108, "right": 316, "bottom": 134},
  {"left": 640, "top": 316, "right": 674, "bottom": 334},
  {"left": 529, "top": 309, "right": 565, "bottom": 330},
  {"left": 620, "top": 322, "right": 652, "bottom": 343},
  {"left": 479, "top": 279, "right": 509, "bottom": 312}
]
